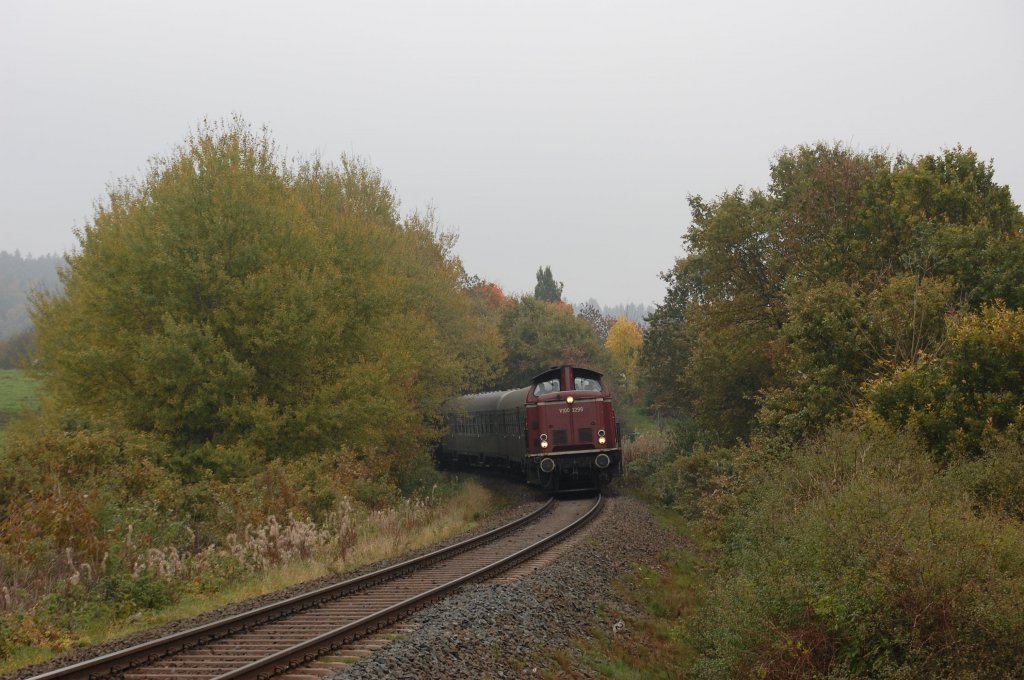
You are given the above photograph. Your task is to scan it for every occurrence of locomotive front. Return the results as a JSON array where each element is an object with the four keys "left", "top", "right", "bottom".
[{"left": 525, "top": 366, "right": 623, "bottom": 489}]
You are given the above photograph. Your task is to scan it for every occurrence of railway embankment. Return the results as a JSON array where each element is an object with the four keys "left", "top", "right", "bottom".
[
  {"left": 4, "top": 488, "right": 686, "bottom": 680},
  {"left": 334, "top": 493, "right": 683, "bottom": 679},
  {"left": 1, "top": 479, "right": 548, "bottom": 679}
]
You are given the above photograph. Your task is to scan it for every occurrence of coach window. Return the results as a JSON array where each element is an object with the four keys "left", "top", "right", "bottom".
[{"left": 533, "top": 379, "right": 560, "bottom": 396}]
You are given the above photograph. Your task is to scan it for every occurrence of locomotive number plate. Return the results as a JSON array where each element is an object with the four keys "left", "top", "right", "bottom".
[{"left": 559, "top": 406, "right": 584, "bottom": 414}]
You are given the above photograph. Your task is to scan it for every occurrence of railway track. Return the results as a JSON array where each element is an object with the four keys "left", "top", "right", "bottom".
[{"left": 28, "top": 494, "right": 603, "bottom": 680}]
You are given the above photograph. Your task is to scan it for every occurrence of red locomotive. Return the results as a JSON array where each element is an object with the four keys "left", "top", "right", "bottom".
[{"left": 437, "top": 365, "right": 623, "bottom": 490}]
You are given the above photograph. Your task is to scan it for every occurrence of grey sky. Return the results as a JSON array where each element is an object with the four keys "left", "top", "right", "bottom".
[{"left": 2, "top": 0, "right": 1021, "bottom": 307}]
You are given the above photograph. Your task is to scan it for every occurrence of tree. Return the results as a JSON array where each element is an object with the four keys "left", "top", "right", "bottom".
[
  {"left": 641, "top": 143, "right": 1024, "bottom": 448},
  {"left": 643, "top": 190, "right": 782, "bottom": 444},
  {"left": 604, "top": 317, "right": 643, "bottom": 397},
  {"left": 534, "top": 266, "right": 564, "bottom": 302},
  {"left": 0, "top": 327, "right": 35, "bottom": 369},
  {"left": 498, "top": 296, "right": 603, "bottom": 386},
  {"left": 465, "top": 277, "right": 510, "bottom": 324},
  {"left": 576, "top": 302, "right": 613, "bottom": 343},
  {"left": 867, "top": 303, "right": 1024, "bottom": 458},
  {"left": 30, "top": 118, "right": 501, "bottom": 479},
  {"left": 640, "top": 260, "right": 700, "bottom": 419}
]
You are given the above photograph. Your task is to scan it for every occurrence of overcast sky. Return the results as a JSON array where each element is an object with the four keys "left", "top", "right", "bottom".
[{"left": 2, "top": 0, "right": 1021, "bottom": 306}]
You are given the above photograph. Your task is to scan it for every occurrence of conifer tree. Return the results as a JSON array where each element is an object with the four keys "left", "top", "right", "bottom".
[{"left": 534, "top": 266, "right": 563, "bottom": 302}]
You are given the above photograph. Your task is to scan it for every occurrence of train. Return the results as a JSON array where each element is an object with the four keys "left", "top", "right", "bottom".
[{"left": 436, "top": 365, "right": 623, "bottom": 491}]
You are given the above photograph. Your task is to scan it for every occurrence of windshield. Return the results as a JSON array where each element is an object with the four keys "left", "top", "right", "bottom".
[
  {"left": 533, "top": 378, "right": 560, "bottom": 396},
  {"left": 574, "top": 376, "right": 602, "bottom": 392}
]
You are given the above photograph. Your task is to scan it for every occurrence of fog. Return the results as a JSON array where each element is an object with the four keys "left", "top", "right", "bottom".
[{"left": 2, "top": 0, "right": 1021, "bottom": 305}]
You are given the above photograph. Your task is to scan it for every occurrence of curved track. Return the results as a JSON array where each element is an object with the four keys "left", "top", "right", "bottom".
[{"left": 29, "top": 495, "right": 602, "bottom": 680}]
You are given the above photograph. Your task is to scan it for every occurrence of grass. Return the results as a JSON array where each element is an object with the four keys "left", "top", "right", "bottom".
[
  {"left": 536, "top": 501, "right": 701, "bottom": 680},
  {"left": 1, "top": 643, "right": 61, "bottom": 674},
  {"left": 0, "top": 369, "right": 40, "bottom": 454},
  {"left": 587, "top": 506, "right": 699, "bottom": 679},
  {"left": 0, "top": 477, "right": 510, "bottom": 674},
  {"left": 616, "top": 402, "right": 659, "bottom": 438},
  {"left": 0, "top": 369, "right": 39, "bottom": 415}
]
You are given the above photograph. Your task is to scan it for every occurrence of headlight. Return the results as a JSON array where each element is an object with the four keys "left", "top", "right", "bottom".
[
  {"left": 566, "top": 396, "right": 574, "bottom": 404},
  {"left": 541, "top": 440, "right": 549, "bottom": 448},
  {"left": 598, "top": 436, "right": 606, "bottom": 445}
]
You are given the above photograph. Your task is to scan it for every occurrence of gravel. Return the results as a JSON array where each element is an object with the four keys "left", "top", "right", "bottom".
[{"left": 332, "top": 492, "right": 680, "bottom": 680}]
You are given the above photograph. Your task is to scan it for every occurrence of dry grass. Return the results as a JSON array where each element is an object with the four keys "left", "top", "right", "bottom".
[
  {"left": 0, "top": 477, "right": 502, "bottom": 673},
  {"left": 622, "top": 429, "right": 671, "bottom": 468}
]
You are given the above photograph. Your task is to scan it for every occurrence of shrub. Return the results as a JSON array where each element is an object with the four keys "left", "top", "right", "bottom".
[
  {"left": 689, "top": 421, "right": 1024, "bottom": 679},
  {"left": 625, "top": 429, "right": 740, "bottom": 531},
  {"left": 0, "top": 407, "right": 442, "bottom": 658},
  {"left": 947, "top": 429, "right": 1024, "bottom": 519}
]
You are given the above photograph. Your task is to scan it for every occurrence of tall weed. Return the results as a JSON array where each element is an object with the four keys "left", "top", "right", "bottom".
[{"left": 0, "top": 410, "right": 496, "bottom": 667}]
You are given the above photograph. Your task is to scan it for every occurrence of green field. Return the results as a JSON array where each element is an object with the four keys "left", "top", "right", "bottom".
[{"left": 0, "top": 368, "right": 40, "bottom": 420}]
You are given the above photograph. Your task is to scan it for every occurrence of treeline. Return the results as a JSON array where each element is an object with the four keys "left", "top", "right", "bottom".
[
  {"left": 0, "top": 251, "right": 62, "bottom": 340},
  {"left": 0, "top": 120, "right": 640, "bottom": 655},
  {"left": 579, "top": 298, "right": 651, "bottom": 326},
  {"left": 635, "top": 144, "right": 1024, "bottom": 677}
]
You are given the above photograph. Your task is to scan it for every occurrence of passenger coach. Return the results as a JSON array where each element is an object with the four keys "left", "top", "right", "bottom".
[{"left": 437, "top": 365, "right": 623, "bottom": 490}]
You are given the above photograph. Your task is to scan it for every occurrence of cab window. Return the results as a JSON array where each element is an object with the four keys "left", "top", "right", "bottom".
[
  {"left": 574, "top": 376, "right": 602, "bottom": 392},
  {"left": 533, "top": 378, "right": 560, "bottom": 396}
]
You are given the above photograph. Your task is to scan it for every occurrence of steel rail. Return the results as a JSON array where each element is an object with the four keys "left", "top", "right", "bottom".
[
  {"left": 27, "top": 497, "right": 556, "bottom": 680},
  {"left": 212, "top": 493, "right": 604, "bottom": 680}
]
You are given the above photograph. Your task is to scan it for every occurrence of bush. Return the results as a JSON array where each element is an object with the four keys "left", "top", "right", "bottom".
[
  {"left": 0, "top": 611, "right": 70, "bottom": 660},
  {"left": 0, "top": 412, "right": 389, "bottom": 634},
  {"left": 689, "top": 421, "right": 1024, "bottom": 679},
  {"left": 947, "top": 429, "right": 1024, "bottom": 519}
]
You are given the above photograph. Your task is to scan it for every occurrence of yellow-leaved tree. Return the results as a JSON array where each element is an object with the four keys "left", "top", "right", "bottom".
[{"left": 604, "top": 316, "right": 643, "bottom": 399}]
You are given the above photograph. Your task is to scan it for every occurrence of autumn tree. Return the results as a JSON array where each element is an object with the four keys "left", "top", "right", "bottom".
[
  {"left": 464, "top": 277, "right": 510, "bottom": 329},
  {"left": 498, "top": 296, "right": 603, "bottom": 386},
  {"left": 636, "top": 144, "right": 1024, "bottom": 680},
  {"left": 576, "top": 302, "right": 613, "bottom": 343},
  {"left": 604, "top": 316, "right": 643, "bottom": 398},
  {"left": 0, "top": 327, "right": 35, "bottom": 369},
  {"left": 867, "top": 303, "right": 1024, "bottom": 458},
  {"left": 642, "top": 190, "right": 781, "bottom": 443},
  {"left": 31, "top": 118, "right": 502, "bottom": 480},
  {"left": 642, "top": 143, "right": 1024, "bottom": 447}
]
